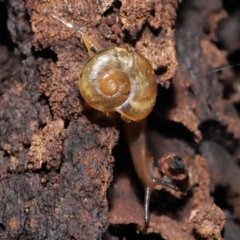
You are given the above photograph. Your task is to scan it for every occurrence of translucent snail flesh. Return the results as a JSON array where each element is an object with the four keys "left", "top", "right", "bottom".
[{"left": 79, "top": 35, "right": 179, "bottom": 226}]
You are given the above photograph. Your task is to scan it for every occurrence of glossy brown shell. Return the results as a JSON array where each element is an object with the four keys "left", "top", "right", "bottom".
[{"left": 79, "top": 47, "right": 157, "bottom": 121}]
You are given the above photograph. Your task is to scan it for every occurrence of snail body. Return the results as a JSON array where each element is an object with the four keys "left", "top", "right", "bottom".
[
  {"left": 81, "top": 34, "right": 103, "bottom": 57},
  {"left": 79, "top": 35, "right": 178, "bottom": 225}
]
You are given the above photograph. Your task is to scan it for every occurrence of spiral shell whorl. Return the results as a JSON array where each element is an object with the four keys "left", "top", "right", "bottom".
[{"left": 79, "top": 47, "right": 157, "bottom": 121}]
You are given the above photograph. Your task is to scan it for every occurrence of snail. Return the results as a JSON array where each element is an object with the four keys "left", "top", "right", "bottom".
[
  {"left": 79, "top": 35, "right": 179, "bottom": 225},
  {"left": 42, "top": 12, "right": 179, "bottom": 224}
]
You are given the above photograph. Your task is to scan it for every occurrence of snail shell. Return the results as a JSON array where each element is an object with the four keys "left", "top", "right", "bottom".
[{"left": 79, "top": 47, "right": 157, "bottom": 122}]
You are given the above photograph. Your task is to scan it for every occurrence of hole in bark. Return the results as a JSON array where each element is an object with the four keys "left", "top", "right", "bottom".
[
  {"left": 0, "top": 1, "right": 12, "bottom": 47},
  {"left": 103, "top": 6, "right": 114, "bottom": 16},
  {"left": 234, "top": 102, "right": 240, "bottom": 117},
  {"left": 212, "top": 185, "right": 234, "bottom": 214},
  {"left": 122, "top": 29, "right": 137, "bottom": 44},
  {"left": 111, "top": 129, "right": 140, "bottom": 187},
  {"left": 33, "top": 162, "right": 51, "bottom": 174},
  {"left": 148, "top": 115, "right": 196, "bottom": 147},
  {"left": 113, "top": 0, "right": 122, "bottom": 9},
  {"left": 150, "top": 8, "right": 155, "bottom": 18},
  {"left": 155, "top": 84, "right": 176, "bottom": 115},
  {"left": 67, "top": 236, "right": 76, "bottom": 240},
  {"left": 155, "top": 66, "right": 167, "bottom": 76},
  {"left": 222, "top": 82, "right": 235, "bottom": 100},
  {"left": 222, "top": 0, "right": 240, "bottom": 14},
  {"left": 103, "top": 0, "right": 121, "bottom": 17},
  {"left": 33, "top": 47, "right": 58, "bottom": 62},
  {"left": 227, "top": 49, "right": 240, "bottom": 75},
  {"left": 23, "top": 142, "right": 31, "bottom": 149},
  {"left": 38, "top": 121, "right": 47, "bottom": 129},
  {"left": 3, "top": 150, "right": 10, "bottom": 158},
  {"left": 103, "top": 224, "right": 164, "bottom": 239},
  {"left": 38, "top": 94, "right": 49, "bottom": 106},
  {"left": 158, "top": 120, "right": 194, "bottom": 143},
  {"left": 64, "top": 118, "right": 70, "bottom": 129},
  {"left": 200, "top": 120, "right": 237, "bottom": 154},
  {"left": 0, "top": 223, "right": 6, "bottom": 230}
]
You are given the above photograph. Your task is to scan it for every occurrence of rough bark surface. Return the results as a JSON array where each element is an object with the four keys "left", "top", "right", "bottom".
[{"left": 1, "top": 0, "right": 240, "bottom": 239}]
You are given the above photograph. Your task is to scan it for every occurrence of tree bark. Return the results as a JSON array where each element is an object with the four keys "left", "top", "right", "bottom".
[{"left": 1, "top": 0, "right": 240, "bottom": 239}]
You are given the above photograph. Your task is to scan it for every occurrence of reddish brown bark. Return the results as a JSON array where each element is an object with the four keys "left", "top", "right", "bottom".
[{"left": 1, "top": 0, "right": 240, "bottom": 239}]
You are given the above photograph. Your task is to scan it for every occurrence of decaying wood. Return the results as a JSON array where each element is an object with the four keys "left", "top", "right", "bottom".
[{"left": 1, "top": 0, "right": 240, "bottom": 239}]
